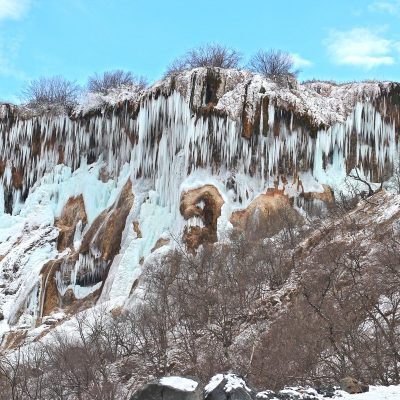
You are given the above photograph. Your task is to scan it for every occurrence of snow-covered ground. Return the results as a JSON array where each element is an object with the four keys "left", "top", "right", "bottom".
[{"left": 336, "top": 385, "right": 400, "bottom": 399}]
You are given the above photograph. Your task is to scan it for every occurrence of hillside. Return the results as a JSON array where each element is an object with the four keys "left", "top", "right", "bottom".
[{"left": 0, "top": 68, "right": 400, "bottom": 397}]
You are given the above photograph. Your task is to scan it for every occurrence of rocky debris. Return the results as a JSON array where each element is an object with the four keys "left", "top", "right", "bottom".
[
  {"left": 0, "top": 310, "right": 4, "bottom": 321},
  {"left": 204, "top": 374, "right": 256, "bottom": 400},
  {"left": 131, "top": 377, "right": 201, "bottom": 400},
  {"left": 340, "top": 377, "right": 369, "bottom": 394}
]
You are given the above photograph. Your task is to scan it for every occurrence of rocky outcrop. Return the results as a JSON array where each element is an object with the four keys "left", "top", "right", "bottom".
[
  {"left": 180, "top": 185, "right": 224, "bottom": 249},
  {"left": 80, "top": 179, "right": 134, "bottom": 261},
  {"left": 39, "top": 179, "right": 134, "bottom": 319},
  {"left": 40, "top": 259, "right": 63, "bottom": 317},
  {"left": 55, "top": 195, "right": 87, "bottom": 251},
  {"left": 230, "top": 190, "right": 302, "bottom": 238}
]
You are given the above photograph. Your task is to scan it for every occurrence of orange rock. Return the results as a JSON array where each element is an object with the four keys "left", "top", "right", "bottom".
[
  {"left": 133, "top": 221, "right": 142, "bottom": 238},
  {"left": 230, "top": 190, "right": 302, "bottom": 238},
  {"left": 301, "top": 184, "right": 335, "bottom": 203},
  {"left": 55, "top": 195, "right": 88, "bottom": 251},
  {"left": 180, "top": 185, "right": 224, "bottom": 249},
  {"left": 40, "top": 260, "right": 62, "bottom": 318},
  {"left": 80, "top": 179, "right": 134, "bottom": 261}
]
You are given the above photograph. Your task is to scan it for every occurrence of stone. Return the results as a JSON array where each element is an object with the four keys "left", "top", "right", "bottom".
[
  {"left": 131, "top": 377, "right": 202, "bottom": 400},
  {"left": 340, "top": 377, "right": 369, "bottom": 394},
  {"left": 204, "top": 374, "right": 255, "bottom": 400}
]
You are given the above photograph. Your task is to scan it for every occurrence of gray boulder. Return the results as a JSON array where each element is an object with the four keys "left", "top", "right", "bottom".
[
  {"left": 131, "top": 376, "right": 201, "bottom": 400},
  {"left": 204, "top": 374, "right": 256, "bottom": 400}
]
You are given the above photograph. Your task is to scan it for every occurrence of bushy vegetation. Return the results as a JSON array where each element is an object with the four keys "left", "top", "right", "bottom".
[
  {"left": 2, "top": 192, "right": 400, "bottom": 398},
  {"left": 0, "top": 212, "right": 301, "bottom": 399},
  {"left": 21, "top": 76, "right": 80, "bottom": 113},
  {"left": 165, "top": 43, "right": 242, "bottom": 76},
  {"left": 248, "top": 49, "right": 298, "bottom": 85},
  {"left": 87, "top": 70, "right": 147, "bottom": 94},
  {"left": 17, "top": 44, "right": 306, "bottom": 115}
]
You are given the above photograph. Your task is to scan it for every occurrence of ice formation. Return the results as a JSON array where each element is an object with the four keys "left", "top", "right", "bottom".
[{"left": 0, "top": 68, "right": 399, "bottom": 338}]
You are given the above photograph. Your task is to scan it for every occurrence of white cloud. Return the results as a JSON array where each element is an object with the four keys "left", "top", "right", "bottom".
[
  {"left": 325, "top": 28, "right": 396, "bottom": 69},
  {"left": 0, "top": 0, "right": 30, "bottom": 21},
  {"left": 368, "top": 0, "right": 400, "bottom": 15},
  {"left": 291, "top": 53, "right": 313, "bottom": 68}
]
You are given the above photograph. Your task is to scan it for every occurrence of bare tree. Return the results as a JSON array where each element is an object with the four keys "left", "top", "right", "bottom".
[
  {"left": 248, "top": 49, "right": 298, "bottom": 80},
  {"left": 165, "top": 44, "right": 242, "bottom": 76},
  {"left": 22, "top": 76, "right": 80, "bottom": 112},
  {"left": 87, "top": 70, "right": 147, "bottom": 94},
  {"left": 348, "top": 167, "right": 374, "bottom": 198}
]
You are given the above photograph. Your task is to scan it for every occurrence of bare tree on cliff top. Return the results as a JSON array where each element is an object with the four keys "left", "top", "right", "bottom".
[
  {"left": 249, "top": 49, "right": 298, "bottom": 79},
  {"left": 22, "top": 76, "right": 80, "bottom": 111},
  {"left": 165, "top": 44, "right": 242, "bottom": 76},
  {"left": 87, "top": 69, "right": 147, "bottom": 94}
]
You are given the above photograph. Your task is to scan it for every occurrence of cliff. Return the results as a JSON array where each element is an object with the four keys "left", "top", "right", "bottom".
[{"left": 0, "top": 68, "right": 399, "bottom": 341}]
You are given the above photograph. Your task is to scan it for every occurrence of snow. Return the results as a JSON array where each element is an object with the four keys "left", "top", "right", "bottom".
[
  {"left": 159, "top": 376, "right": 198, "bottom": 392},
  {"left": 75, "top": 83, "right": 144, "bottom": 115},
  {"left": 337, "top": 385, "right": 400, "bottom": 399},
  {"left": 256, "top": 385, "right": 400, "bottom": 399},
  {"left": 204, "top": 373, "right": 252, "bottom": 395}
]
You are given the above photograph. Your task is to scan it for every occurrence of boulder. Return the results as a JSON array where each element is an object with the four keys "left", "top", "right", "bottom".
[
  {"left": 131, "top": 376, "right": 201, "bottom": 400},
  {"left": 204, "top": 374, "right": 256, "bottom": 400},
  {"left": 340, "top": 377, "right": 369, "bottom": 394}
]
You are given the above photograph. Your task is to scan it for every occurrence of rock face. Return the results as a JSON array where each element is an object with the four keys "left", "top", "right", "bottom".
[
  {"left": 131, "top": 377, "right": 202, "bottom": 400},
  {"left": 340, "top": 377, "right": 369, "bottom": 394},
  {"left": 35, "top": 179, "right": 134, "bottom": 321},
  {"left": 1, "top": 67, "right": 400, "bottom": 340}
]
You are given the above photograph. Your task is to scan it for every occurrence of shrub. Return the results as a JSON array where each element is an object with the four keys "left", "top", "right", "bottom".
[
  {"left": 87, "top": 70, "right": 147, "bottom": 94},
  {"left": 22, "top": 76, "right": 80, "bottom": 112},
  {"left": 165, "top": 43, "right": 242, "bottom": 76},
  {"left": 248, "top": 49, "right": 298, "bottom": 79}
]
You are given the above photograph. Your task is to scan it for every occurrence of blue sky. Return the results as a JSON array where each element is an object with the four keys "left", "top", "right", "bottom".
[{"left": 0, "top": 0, "right": 400, "bottom": 102}]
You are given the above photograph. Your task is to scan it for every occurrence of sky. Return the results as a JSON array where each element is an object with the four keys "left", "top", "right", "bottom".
[{"left": 0, "top": 0, "right": 400, "bottom": 103}]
